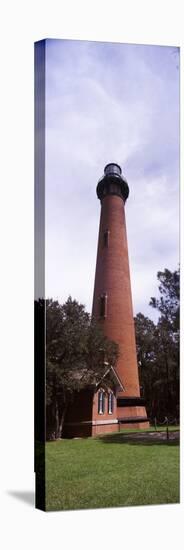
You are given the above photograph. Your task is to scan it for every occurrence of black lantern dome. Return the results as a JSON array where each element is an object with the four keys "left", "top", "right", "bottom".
[{"left": 96, "top": 163, "right": 129, "bottom": 202}]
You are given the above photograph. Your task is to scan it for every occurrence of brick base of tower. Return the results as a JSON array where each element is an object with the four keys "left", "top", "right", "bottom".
[{"left": 117, "top": 393, "right": 149, "bottom": 429}]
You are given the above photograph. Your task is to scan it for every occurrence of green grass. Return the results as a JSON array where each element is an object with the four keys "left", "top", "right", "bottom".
[
  {"left": 115, "top": 425, "right": 180, "bottom": 434},
  {"left": 45, "top": 428, "right": 180, "bottom": 511}
]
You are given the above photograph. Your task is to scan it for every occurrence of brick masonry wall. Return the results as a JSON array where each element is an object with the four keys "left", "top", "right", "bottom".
[
  {"left": 92, "top": 389, "right": 117, "bottom": 422},
  {"left": 63, "top": 423, "right": 92, "bottom": 438},
  {"left": 92, "top": 423, "right": 119, "bottom": 436},
  {"left": 92, "top": 389, "right": 119, "bottom": 435},
  {"left": 65, "top": 389, "right": 93, "bottom": 423},
  {"left": 63, "top": 388, "right": 120, "bottom": 437},
  {"left": 92, "top": 194, "right": 140, "bottom": 396}
]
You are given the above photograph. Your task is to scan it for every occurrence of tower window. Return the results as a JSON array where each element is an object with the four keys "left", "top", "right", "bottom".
[
  {"left": 98, "top": 390, "right": 105, "bottom": 414},
  {"left": 103, "top": 230, "right": 110, "bottom": 248},
  {"left": 108, "top": 392, "right": 114, "bottom": 414},
  {"left": 99, "top": 293, "right": 107, "bottom": 318}
]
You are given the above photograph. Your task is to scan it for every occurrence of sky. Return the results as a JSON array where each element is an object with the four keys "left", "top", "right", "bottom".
[{"left": 45, "top": 39, "right": 179, "bottom": 322}]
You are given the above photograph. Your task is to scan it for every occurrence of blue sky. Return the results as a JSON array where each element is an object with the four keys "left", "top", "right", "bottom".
[{"left": 45, "top": 39, "right": 179, "bottom": 322}]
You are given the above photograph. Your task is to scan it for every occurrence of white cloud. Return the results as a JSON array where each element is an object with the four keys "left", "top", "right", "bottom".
[{"left": 44, "top": 40, "right": 179, "bottom": 321}]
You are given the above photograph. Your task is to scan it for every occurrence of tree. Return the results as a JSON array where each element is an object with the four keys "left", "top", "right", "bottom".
[
  {"left": 150, "top": 267, "right": 179, "bottom": 334},
  {"left": 135, "top": 267, "right": 180, "bottom": 422},
  {"left": 46, "top": 297, "right": 118, "bottom": 439},
  {"left": 150, "top": 267, "right": 179, "bottom": 420},
  {"left": 134, "top": 313, "right": 158, "bottom": 417}
]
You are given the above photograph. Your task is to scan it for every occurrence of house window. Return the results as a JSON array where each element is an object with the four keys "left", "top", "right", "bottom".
[
  {"left": 99, "top": 293, "right": 107, "bottom": 318},
  {"left": 103, "top": 230, "right": 110, "bottom": 248},
  {"left": 98, "top": 390, "right": 105, "bottom": 414},
  {"left": 108, "top": 392, "right": 114, "bottom": 414}
]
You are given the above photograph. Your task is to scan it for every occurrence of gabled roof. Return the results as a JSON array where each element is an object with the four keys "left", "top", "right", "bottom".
[
  {"left": 66, "top": 363, "right": 125, "bottom": 392},
  {"left": 95, "top": 364, "right": 125, "bottom": 392}
]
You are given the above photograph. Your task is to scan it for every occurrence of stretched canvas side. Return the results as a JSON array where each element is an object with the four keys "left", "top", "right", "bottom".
[{"left": 34, "top": 39, "right": 46, "bottom": 511}]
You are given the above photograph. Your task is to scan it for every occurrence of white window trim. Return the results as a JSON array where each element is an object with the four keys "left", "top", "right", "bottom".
[
  {"left": 98, "top": 390, "right": 105, "bottom": 414},
  {"left": 108, "top": 392, "right": 114, "bottom": 415}
]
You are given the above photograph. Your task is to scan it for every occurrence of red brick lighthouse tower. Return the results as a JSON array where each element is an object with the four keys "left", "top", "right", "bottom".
[{"left": 92, "top": 163, "right": 149, "bottom": 428}]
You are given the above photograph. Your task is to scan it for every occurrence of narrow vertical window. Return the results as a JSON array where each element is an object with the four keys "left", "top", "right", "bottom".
[
  {"left": 103, "top": 229, "right": 110, "bottom": 248},
  {"left": 99, "top": 293, "right": 107, "bottom": 318},
  {"left": 108, "top": 392, "right": 114, "bottom": 414},
  {"left": 98, "top": 390, "right": 105, "bottom": 414}
]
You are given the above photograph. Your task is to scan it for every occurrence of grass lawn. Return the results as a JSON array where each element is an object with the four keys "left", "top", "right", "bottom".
[{"left": 45, "top": 428, "right": 180, "bottom": 511}]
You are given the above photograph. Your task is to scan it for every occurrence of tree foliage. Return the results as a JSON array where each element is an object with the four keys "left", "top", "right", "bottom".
[
  {"left": 150, "top": 268, "right": 179, "bottom": 333},
  {"left": 45, "top": 297, "right": 118, "bottom": 439},
  {"left": 135, "top": 267, "right": 180, "bottom": 422}
]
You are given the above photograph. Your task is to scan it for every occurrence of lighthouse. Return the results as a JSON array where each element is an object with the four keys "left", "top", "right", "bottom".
[
  {"left": 92, "top": 163, "right": 149, "bottom": 428},
  {"left": 64, "top": 162, "right": 149, "bottom": 437}
]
